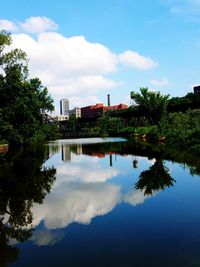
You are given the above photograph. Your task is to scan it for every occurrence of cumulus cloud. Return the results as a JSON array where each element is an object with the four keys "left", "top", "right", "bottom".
[
  {"left": 0, "top": 17, "right": 58, "bottom": 34},
  {"left": 56, "top": 162, "right": 120, "bottom": 183},
  {"left": 124, "top": 189, "right": 151, "bottom": 206},
  {"left": 0, "top": 19, "right": 18, "bottom": 31},
  {"left": 118, "top": 50, "right": 157, "bottom": 70},
  {"left": 20, "top": 16, "right": 58, "bottom": 33},
  {"left": 150, "top": 77, "right": 169, "bottom": 87},
  {"left": 32, "top": 182, "right": 121, "bottom": 229},
  {"left": 1, "top": 16, "right": 157, "bottom": 108},
  {"left": 31, "top": 150, "right": 122, "bottom": 229},
  {"left": 31, "top": 230, "right": 64, "bottom": 246},
  {"left": 10, "top": 32, "right": 119, "bottom": 103}
]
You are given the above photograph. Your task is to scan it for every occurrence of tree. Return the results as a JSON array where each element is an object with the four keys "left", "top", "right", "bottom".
[
  {"left": 131, "top": 88, "right": 169, "bottom": 132},
  {"left": 0, "top": 30, "right": 54, "bottom": 146},
  {"left": 97, "top": 114, "right": 123, "bottom": 135}
]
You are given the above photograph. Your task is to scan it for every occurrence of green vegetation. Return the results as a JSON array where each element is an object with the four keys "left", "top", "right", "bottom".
[
  {"left": 161, "top": 109, "right": 200, "bottom": 150},
  {"left": 131, "top": 88, "right": 169, "bottom": 132},
  {"left": 62, "top": 87, "right": 200, "bottom": 155},
  {"left": 0, "top": 31, "right": 57, "bottom": 146}
]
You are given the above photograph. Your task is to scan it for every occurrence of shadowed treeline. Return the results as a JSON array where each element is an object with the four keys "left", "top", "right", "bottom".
[
  {"left": 72, "top": 140, "right": 200, "bottom": 176},
  {"left": 0, "top": 145, "right": 56, "bottom": 267}
]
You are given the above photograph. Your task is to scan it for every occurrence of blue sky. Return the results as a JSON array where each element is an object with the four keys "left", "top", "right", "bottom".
[{"left": 1, "top": 0, "right": 200, "bottom": 112}]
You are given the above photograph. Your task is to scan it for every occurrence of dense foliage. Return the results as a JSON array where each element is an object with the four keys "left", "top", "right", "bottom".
[
  {"left": 161, "top": 109, "right": 200, "bottom": 149},
  {"left": 168, "top": 92, "right": 200, "bottom": 112},
  {"left": 0, "top": 31, "right": 56, "bottom": 146},
  {"left": 131, "top": 88, "right": 169, "bottom": 131}
]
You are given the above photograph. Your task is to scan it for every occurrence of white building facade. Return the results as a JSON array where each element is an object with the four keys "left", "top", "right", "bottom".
[
  {"left": 60, "top": 99, "right": 69, "bottom": 116},
  {"left": 69, "top": 107, "right": 81, "bottom": 118}
]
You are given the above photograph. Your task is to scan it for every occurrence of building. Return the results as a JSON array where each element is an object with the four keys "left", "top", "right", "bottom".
[
  {"left": 81, "top": 103, "right": 128, "bottom": 119},
  {"left": 194, "top": 85, "right": 200, "bottom": 94},
  {"left": 54, "top": 115, "right": 69, "bottom": 121},
  {"left": 60, "top": 99, "right": 69, "bottom": 115},
  {"left": 69, "top": 107, "right": 81, "bottom": 118}
]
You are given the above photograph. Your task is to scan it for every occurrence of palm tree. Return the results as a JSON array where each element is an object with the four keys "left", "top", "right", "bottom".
[{"left": 131, "top": 88, "right": 169, "bottom": 132}]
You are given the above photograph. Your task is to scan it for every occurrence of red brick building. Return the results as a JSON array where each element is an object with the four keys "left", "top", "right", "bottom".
[{"left": 81, "top": 103, "right": 128, "bottom": 118}]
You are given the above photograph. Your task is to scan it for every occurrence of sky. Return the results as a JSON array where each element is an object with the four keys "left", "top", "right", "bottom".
[{"left": 1, "top": 0, "right": 200, "bottom": 113}]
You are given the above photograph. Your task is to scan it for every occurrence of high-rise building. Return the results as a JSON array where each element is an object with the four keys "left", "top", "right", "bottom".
[{"left": 60, "top": 99, "right": 69, "bottom": 115}]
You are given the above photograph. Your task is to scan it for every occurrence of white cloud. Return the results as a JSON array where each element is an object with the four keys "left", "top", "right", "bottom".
[
  {"left": 0, "top": 19, "right": 18, "bottom": 31},
  {"left": 31, "top": 151, "right": 122, "bottom": 229},
  {"left": 32, "top": 182, "right": 121, "bottom": 229},
  {"left": 10, "top": 32, "right": 119, "bottom": 102},
  {"left": 31, "top": 230, "right": 64, "bottom": 246},
  {"left": 56, "top": 162, "right": 120, "bottom": 183},
  {"left": 118, "top": 50, "right": 157, "bottom": 70},
  {"left": 20, "top": 16, "right": 58, "bottom": 33},
  {"left": 150, "top": 77, "right": 169, "bottom": 87},
  {"left": 1, "top": 17, "right": 157, "bottom": 108},
  {"left": 124, "top": 189, "right": 151, "bottom": 206},
  {"left": 124, "top": 188, "right": 158, "bottom": 206}
]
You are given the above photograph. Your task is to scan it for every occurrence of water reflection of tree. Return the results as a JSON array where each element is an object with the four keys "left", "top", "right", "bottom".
[
  {"left": 0, "top": 146, "right": 56, "bottom": 267},
  {"left": 135, "top": 159, "right": 175, "bottom": 196}
]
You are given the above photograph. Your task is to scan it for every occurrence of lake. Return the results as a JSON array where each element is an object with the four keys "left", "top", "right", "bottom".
[{"left": 1, "top": 137, "right": 200, "bottom": 267}]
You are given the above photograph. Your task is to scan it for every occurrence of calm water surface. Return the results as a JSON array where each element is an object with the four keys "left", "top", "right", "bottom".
[{"left": 1, "top": 137, "right": 200, "bottom": 267}]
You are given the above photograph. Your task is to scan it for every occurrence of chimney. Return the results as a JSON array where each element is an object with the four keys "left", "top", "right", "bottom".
[{"left": 107, "top": 94, "right": 110, "bottom": 106}]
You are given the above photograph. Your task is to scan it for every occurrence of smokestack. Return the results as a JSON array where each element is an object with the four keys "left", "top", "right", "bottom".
[{"left": 107, "top": 94, "right": 110, "bottom": 106}]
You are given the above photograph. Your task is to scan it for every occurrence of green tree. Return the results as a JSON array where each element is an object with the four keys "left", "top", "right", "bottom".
[
  {"left": 131, "top": 88, "right": 169, "bottom": 132},
  {"left": 97, "top": 114, "right": 123, "bottom": 135},
  {"left": 0, "top": 30, "right": 54, "bottom": 146}
]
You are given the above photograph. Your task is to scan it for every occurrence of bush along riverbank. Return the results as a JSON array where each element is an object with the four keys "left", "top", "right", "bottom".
[{"left": 131, "top": 109, "right": 200, "bottom": 154}]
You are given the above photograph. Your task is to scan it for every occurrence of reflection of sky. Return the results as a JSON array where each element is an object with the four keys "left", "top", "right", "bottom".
[
  {"left": 30, "top": 141, "right": 161, "bottom": 246},
  {"left": 10, "top": 140, "right": 200, "bottom": 267},
  {"left": 48, "top": 137, "right": 127, "bottom": 145},
  {"left": 28, "top": 139, "right": 200, "bottom": 248}
]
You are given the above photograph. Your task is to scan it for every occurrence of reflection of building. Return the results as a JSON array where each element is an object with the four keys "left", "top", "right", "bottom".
[
  {"left": 76, "top": 144, "right": 82, "bottom": 154},
  {"left": 109, "top": 155, "right": 113, "bottom": 167},
  {"left": 69, "top": 107, "right": 81, "bottom": 118},
  {"left": 81, "top": 103, "right": 128, "bottom": 118},
  {"left": 60, "top": 99, "right": 69, "bottom": 115},
  {"left": 61, "top": 144, "right": 71, "bottom": 161}
]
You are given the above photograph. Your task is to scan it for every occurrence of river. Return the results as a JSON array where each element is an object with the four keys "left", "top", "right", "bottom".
[{"left": 1, "top": 137, "right": 200, "bottom": 267}]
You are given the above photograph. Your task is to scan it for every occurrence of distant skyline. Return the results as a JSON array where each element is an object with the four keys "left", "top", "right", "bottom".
[{"left": 1, "top": 0, "right": 200, "bottom": 113}]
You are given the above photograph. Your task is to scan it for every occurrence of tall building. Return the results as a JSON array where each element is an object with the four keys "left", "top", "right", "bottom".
[{"left": 60, "top": 99, "right": 69, "bottom": 115}]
